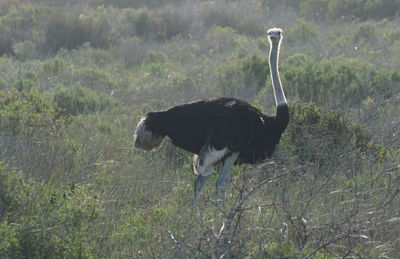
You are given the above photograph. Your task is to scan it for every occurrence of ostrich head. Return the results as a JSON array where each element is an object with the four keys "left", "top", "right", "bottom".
[{"left": 267, "top": 28, "right": 282, "bottom": 44}]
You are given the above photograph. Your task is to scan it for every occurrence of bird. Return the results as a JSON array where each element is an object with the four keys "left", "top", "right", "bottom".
[{"left": 134, "top": 28, "right": 289, "bottom": 204}]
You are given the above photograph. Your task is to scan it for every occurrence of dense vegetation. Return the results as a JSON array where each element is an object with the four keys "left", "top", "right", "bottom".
[{"left": 0, "top": 0, "right": 399, "bottom": 257}]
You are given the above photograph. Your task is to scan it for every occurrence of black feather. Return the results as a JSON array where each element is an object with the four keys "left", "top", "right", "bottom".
[{"left": 143, "top": 97, "right": 289, "bottom": 164}]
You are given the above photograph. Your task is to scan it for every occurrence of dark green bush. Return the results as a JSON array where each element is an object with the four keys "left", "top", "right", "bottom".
[
  {"left": 218, "top": 53, "right": 269, "bottom": 97},
  {"left": 286, "top": 102, "right": 389, "bottom": 164},
  {"left": 157, "top": 9, "right": 193, "bottom": 40},
  {"left": 53, "top": 84, "right": 113, "bottom": 116},
  {"left": 353, "top": 22, "right": 376, "bottom": 43},
  {"left": 0, "top": 88, "right": 59, "bottom": 134},
  {"left": 281, "top": 54, "right": 400, "bottom": 108},
  {"left": 0, "top": 4, "right": 45, "bottom": 40},
  {"left": 134, "top": 8, "right": 192, "bottom": 41},
  {"left": 286, "top": 19, "right": 318, "bottom": 44},
  {"left": 0, "top": 163, "right": 100, "bottom": 258},
  {"left": 0, "top": 33, "right": 14, "bottom": 56},
  {"left": 135, "top": 9, "right": 157, "bottom": 38}
]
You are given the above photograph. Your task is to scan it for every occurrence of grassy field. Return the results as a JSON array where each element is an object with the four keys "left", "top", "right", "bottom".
[{"left": 0, "top": 0, "right": 399, "bottom": 257}]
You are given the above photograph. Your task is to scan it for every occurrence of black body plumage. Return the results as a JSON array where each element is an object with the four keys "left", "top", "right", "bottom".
[{"left": 142, "top": 97, "right": 289, "bottom": 164}]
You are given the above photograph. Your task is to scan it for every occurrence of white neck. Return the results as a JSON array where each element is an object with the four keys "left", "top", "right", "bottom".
[{"left": 269, "top": 41, "right": 287, "bottom": 107}]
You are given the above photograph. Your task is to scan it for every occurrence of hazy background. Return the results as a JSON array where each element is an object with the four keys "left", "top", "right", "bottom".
[{"left": 0, "top": 0, "right": 399, "bottom": 257}]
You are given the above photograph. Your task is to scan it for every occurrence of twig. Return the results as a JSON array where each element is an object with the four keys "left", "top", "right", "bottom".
[{"left": 167, "top": 230, "right": 211, "bottom": 258}]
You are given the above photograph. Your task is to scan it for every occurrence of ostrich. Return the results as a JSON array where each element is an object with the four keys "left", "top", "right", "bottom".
[{"left": 134, "top": 28, "right": 288, "bottom": 203}]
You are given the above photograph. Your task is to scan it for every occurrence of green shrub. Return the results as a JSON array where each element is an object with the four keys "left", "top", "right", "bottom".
[
  {"left": 300, "top": 0, "right": 329, "bottom": 21},
  {"left": 42, "top": 57, "right": 65, "bottom": 77},
  {"left": 97, "top": 0, "right": 184, "bottom": 8},
  {"left": 353, "top": 22, "right": 376, "bottom": 43},
  {"left": 0, "top": 33, "right": 14, "bottom": 56},
  {"left": 281, "top": 54, "right": 400, "bottom": 108},
  {"left": 286, "top": 102, "right": 388, "bottom": 164},
  {"left": 134, "top": 9, "right": 157, "bottom": 38},
  {"left": 157, "top": 9, "right": 192, "bottom": 40},
  {"left": 202, "top": 6, "right": 264, "bottom": 37},
  {"left": 326, "top": 0, "right": 400, "bottom": 21},
  {"left": 116, "top": 37, "right": 148, "bottom": 67},
  {"left": 0, "top": 163, "right": 101, "bottom": 258},
  {"left": 217, "top": 53, "right": 269, "bottom": 98},
  {"left": 299, "top": 0, "right": 400, "bottom": 21},
  {"left": 0, "top": 88, "right": 59, "bottom": 134},
  {"left": 44, "top": 9, "right": 111, "bottom": 53},
  {"left": 286, "top": 19, "right": 319, "bottom": 44},
  {"left": 53, "top": 84, "right": 114, "bottom": 116},
  {"left": 0, "top": 4, "right": 45, "bottom": 40}
]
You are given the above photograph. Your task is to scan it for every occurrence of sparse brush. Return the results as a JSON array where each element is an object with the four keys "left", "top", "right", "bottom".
[{"left": 0, "top": 1, "right": 399, "bottom": 258}]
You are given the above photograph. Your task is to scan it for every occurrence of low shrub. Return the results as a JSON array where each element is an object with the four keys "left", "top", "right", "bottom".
[
  {"left": 53, "top": 84, "right": 114, "bottom": 116},
  {"left": 44, "top": 10, "right": 111, "bottom": 53},
  {"left": 0, "top": 163, "right": 101, "bottom": 258},
  {"left": 0, "top": 88, "right": 59, "bottom": 134}
]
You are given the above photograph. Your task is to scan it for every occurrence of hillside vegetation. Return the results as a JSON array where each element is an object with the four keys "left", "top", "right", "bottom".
[{"left": 0, "top": 0, "right": 399, "bottom": 258}]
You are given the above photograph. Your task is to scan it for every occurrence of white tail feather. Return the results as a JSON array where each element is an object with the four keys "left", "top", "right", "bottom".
[
  {"left": 193, "top": 147, "right": 229, "bottom": 176},
  {"left": 134, "top": 117, "right": 164, "bottom": 151}
]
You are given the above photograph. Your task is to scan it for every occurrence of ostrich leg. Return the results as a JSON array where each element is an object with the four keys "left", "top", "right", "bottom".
[
  {"left": 193, "top": 174, "right": 209, "bottom": 205},
  {"left": 216, "top": 153, "right": 239, "bottom": 201},
  {"left": 193, "top": 144, "right": 229, "bottom": 204}
]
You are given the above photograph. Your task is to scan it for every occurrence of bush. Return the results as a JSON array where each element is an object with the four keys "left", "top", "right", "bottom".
[
  {"left": 157, "top": 9, "right": 193, "bottom": 40},
  {"left": 96, "top": 0, "right": 184, "bottom": 8},
  {"left": 134, "top": 9, "right": 157, "bottom": 38},
  {"left": 44, "top": 10, "right": 111, "bottom": 53},
  {"left": 286, "top": 19, "right": 319, "bottom": 44},
  {"left": 0, "top": 88, "right": 59, "bottom": 134},
  {"left": 116, "top": 37, "right": 148, "bottom": 67},
  {"left": 353, "top": 22, "right": 376, "bottom": 43},
  {"left": 202, "top": 6, "right": 264, "bottom": 37},
  {"left": 300, "top": 0, "right": 329, "bottom": 21},
  {"left": 134, "top": 8, "right": 193, "bottom": 41},
  {"left": 217, "top": 53, "right": 269, "bottom": 98},
  {"left": 300, "top": 0, "right": 400, "bottom": 21},
  {"left": 281, "top": 54, "right": 399, "bottom": 108},
  {"left": 0, "top": 163, "right": 101, "bottom": 257},
  {"left": 0, "top": 33, "right": 14, "bottom": 56},
  {"left": 53, "top": 84, "right": 114, "bottom": 116}
]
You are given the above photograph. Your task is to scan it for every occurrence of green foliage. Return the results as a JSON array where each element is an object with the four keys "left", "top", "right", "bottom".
[
  {"left": 289, "top": 103, "right": 370, "bottom": 146},
  {"left": 286, "top": 19, "right": 319, "bottom": 44},
  {"left": 353, "top": 22, "right": 376, "bottom": 43},
  {"left": 128, "top": 8, "right": 192, "bottom": 41},
  {"left": 264, "top": 241, "right": 331, "bottom": 258},
  {"left": 0, "top": 1, "right": 399, "bottom": 258},
  {"left": 0, "top": 33, "right": 14, "bottom": 56},
  {"left": 0, "top": 163, "right": 100, "bottom": 258},
  {"left": 282, "top": 54, "right": 400, "bottom": 108},
  {"left": 42, "top": 57, "right": 65, "bottom": 77},
  {"left": 53, "top": 84, "right": 114, "bottom": 116},
  {"left": 218, "top": 52, "right": 269, "bottom": 97},
  {"left": 202, "top": 5, "right": 265, "bottom": 37},
  {"left": 0, "top": 4, "right": 46, "bottom": 40},
  {"left": 44, "top": 9, "right": 112, "bottom": 53},
  {"left": 0, "top": 88, "right": 60, "bottom": 134},
  {"left": 300, "top": 0, "right": 400, "bottom": 21},
  {"left": 300, "top": 0, "right": 329, "bottom": 21}
]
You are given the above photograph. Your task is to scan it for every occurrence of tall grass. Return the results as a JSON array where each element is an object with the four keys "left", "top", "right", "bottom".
[{"left": 0, "top": 0, "right": 399, "bottom": 257}]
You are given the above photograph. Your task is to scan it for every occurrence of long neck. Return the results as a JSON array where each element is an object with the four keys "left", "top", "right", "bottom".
[
  {"left": 269, "top": 41, "right": 287, "bottom": 108},
  {"left": 269, "top": 40, "right": 289, "bottom": 132}
]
